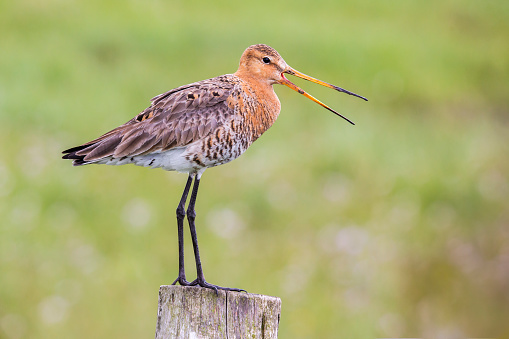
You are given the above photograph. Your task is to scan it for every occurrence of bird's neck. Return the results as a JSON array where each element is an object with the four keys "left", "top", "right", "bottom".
[
  {"left": 232, "top": 75, "right": 281, "bottom": 142},
  {"left": 234, "top": 69, "right": 272, "bottom": 89}
]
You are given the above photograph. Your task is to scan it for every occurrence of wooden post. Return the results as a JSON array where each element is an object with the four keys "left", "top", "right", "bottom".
[{"left": 155, "top": 285, "right": 281, "bottom": 339}]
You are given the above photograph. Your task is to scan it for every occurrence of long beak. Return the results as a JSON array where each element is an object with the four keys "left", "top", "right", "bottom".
[{"left": 279, "top": 67, "right": 367, "bottom": 125}]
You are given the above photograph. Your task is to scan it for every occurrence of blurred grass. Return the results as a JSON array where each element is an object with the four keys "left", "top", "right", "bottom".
[{"left": 1, "top": 0, "right": 509, "bottom": 338}]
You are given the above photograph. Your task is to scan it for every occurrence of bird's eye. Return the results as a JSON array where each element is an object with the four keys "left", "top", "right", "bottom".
[{"left": 262, "top": 57, "right": 271, "bottom": 64}]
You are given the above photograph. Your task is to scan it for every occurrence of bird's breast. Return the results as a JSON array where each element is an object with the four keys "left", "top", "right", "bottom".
[{"left": 182, "top": 83, "right": 281, "bottom": 171}]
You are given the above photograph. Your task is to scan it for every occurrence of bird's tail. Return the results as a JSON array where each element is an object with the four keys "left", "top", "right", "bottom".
[
  {"left": 62, "top": 143, "right": 98, "bottom": 166},
  {"left": 62, "top": 129, "right": 124, "bottom": 166}
]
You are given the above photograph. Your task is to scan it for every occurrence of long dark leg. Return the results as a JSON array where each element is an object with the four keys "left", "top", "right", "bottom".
[
  {"left": 171, "top": 175, "right": 194, "bottom": 286},
  {"left": 187, "top": 176, "right": 245, "bottom": 293}
]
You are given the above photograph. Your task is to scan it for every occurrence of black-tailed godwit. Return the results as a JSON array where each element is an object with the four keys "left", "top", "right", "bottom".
[{"left": 63, "top": 44, "right": 367, "bottom": 292}]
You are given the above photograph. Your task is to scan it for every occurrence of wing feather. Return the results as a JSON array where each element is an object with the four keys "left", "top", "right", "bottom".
[{"left": 62, "top": 75, "right": 239, "bottom": 165}]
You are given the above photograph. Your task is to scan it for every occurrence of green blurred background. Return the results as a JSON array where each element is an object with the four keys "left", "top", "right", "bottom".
[{"left": 1, "top": 0, "right": 508, "bottom": 338}]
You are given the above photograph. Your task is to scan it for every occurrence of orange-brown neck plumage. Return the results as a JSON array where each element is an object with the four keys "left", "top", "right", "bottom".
[
  {"left": 237, "top": 79, "right": 281, "bottom": 142},
  {"left": 233, "top": 44, "right": 286, "bottom": 140}
]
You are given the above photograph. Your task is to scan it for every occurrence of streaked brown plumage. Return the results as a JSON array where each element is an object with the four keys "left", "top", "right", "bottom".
[{"left": 62, "top": 44, "right": 367, "bottom": 292}]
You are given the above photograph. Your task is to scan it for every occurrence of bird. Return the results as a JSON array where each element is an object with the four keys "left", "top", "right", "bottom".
[{"left": 62, "top": 44, "right": 367, "bottom": 293}]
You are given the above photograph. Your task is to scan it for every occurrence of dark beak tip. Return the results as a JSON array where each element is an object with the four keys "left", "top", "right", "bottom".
[{"left": 352, "top": 93, "right": 368, "bottom": 101}]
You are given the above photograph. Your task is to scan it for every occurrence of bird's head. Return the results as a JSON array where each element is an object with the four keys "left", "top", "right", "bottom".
[
  {"left": 236, "top": 44, "right": 288, "bottom": 85},
  {"left": 236, "top": 44, "right": 367, "bottom": 125}
]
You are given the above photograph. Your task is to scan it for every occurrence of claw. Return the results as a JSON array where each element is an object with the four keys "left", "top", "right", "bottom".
[
  {"left": 192, "top": 279, "right": 246, "bottom": 295},
  {"left": 172, "top": 276, "right": 193, "bottom": 286}
]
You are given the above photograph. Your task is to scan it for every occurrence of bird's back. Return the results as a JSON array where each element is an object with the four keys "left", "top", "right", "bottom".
[{"left": 62, "top": 73, "right": 281, "bottom": 174}]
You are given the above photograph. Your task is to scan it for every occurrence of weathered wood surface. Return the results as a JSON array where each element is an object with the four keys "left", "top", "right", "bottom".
[{"left": 155, "top": 285, "right": 281, "bottom": 339}]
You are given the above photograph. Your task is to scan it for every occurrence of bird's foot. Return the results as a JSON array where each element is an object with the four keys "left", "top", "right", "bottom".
[
  {"left": 171, "top": 276, "right": 193, "bottom": 286},
  {"left": 190, "top": 279, "right": 246, "bottom": 295}
]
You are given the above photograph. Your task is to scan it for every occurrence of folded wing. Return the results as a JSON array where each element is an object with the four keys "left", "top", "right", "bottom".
[{"left": 62, "top": 76, "right": 236, "bottom": 166}]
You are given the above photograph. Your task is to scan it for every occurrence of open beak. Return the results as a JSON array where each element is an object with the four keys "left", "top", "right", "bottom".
[{"left": 279, "top": 67, "right": 367, "bottom": 125}]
